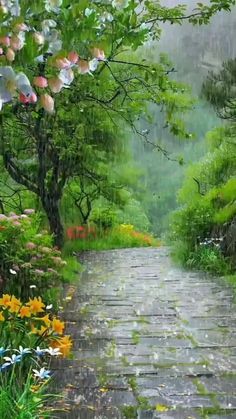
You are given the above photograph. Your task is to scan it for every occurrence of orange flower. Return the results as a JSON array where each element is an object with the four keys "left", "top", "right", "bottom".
[
  {"left": 27, "top": 297, "right": 45, "bottom": 315},
  {"left": 19, "top": 305, "right": 31, "bottom": 318},
  {"left": 0, "top": 294, "right": 11, "bottom": 307},
  {"left": 52, "top": 335, "right": 72, "bottom": 357},
  {"left": 51, "top": 318, "right": 65, "bottom": 335},
  {"left": 0, "top": 311, "right": 5, "bottom": 321},
  {"left": 8, "top": 295, "right": 21, "bottom": 313}
]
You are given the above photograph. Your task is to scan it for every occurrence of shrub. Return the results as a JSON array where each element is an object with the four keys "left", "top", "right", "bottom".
[{"left": 0, "top": 211, "right": 67, "bottom": 303}]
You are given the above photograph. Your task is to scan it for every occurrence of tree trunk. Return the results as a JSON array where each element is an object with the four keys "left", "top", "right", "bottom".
[{"left": 42, "top": 193, "right": 64, "bottom": 249}]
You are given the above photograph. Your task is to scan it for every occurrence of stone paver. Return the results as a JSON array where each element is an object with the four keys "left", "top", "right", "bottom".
[{"left": 53, "top": 247, "right": 236, "bottom": 418}]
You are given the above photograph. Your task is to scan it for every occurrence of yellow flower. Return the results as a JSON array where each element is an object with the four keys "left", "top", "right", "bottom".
[
  {"left": 27, "top": 297, "right": 45, "bottom": 315},
  {"left": 32, "top": 325, "right": 48, "bottom": 336},
  {"left": 19, "top": 305, "right": 31, "bottom": 318},
  {"left": 52, "top": 335, "right": 72, "bottom": 357},
  {"left": 0, "top": 311, "right": 5, "bottom": 321},
  {"left": 39, "top": 314, "right": 51, "bottom": 328},
  {"left": 51, "top": 318, "right": 65, "bottom": 335},
  {"left": 8, "top": 295, "right": 21, "bottom": 313},
  {"left": 0, "top": 294, "right": 11, "bottom": 307}
]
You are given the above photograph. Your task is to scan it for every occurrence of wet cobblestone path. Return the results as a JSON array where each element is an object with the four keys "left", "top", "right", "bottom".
[{"left": 54, "top": 247, "right": 236, "bottom": 418}]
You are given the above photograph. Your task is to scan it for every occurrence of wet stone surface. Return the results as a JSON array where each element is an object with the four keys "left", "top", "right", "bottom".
[{"left": 53, "top": 247, "right": 236, "bottom": 418}]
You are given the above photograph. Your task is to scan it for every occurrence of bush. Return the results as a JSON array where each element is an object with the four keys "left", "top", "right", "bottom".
[{"left": 0, "top": 211, "right": 67, "bottom": 304}]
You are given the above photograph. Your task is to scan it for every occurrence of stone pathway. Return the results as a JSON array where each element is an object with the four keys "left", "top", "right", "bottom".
[{"left": 54, "top": 247, "right": 236, "bottom": 418}]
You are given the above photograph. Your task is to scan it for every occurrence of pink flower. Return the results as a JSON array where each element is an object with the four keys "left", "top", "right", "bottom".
[
  {"left": 47, "top": 268, "right": 58, "bottom": 274},
  {"left": 6, "top": 48, "right": 15, "bottom": 62},
  {"left": 19, "top": 93, "right": 30, "bottom": 104},
  {"left": 26, "top": 242, "right": 37, "bottom": 250},
  {"left": 34, "top": 269, "right": 44, "bottom": 276},
  {"left": 13, "top": 221, "right": 21, "bottom": 227},
  {"left": 10, "top": 35, "right": 23, "bottom": 51},
  {"left": 28, "top": 92, "right": 37, "bottom": 103},
  {"left": 40, "top": 93, "right": 54, "bottom": 113},
  {"left": 92, "top": 48, "right": 105, "bottom": 61},
  {"left": 0, "top": 36, "right": 10, "bottom": 47},
  {"left": 77, "top": 60, "right": 90, "bottom": 74},
  {"left": 24, "top": 209, "right": 35, "bottom": 215},
  {"left": 48, "top": 77, "right": 63, "bottom": 93},
  {"left": 68, "top": 51, "right": 79, "bottom": 64},
  {"left": 14, "top": 23, "right": 28, "bottom": 32},
  {"left": 33, "top": 32, "right": 45, "bottom": 45},
  {"left": 33, "top": 76, "right": 48, "bottom": 88},
  {"left": 55, "top": 57, "right": 71, "bottom": 69}
]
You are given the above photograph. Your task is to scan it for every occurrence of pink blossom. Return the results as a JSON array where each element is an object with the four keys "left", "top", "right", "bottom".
[
  {"left": 77, "top": 60, "right": 90, "bottom": 74},
  {"left": 19, "top": 93, "right": 30, "bottom": 104},
  {"left": 13, "top": 221, "right": 21, "bottom": 227},
  {"left": 0, "top": 36, "right": 10, "bottom": 47},
  {"left": 28, "top": 92, "right": 37, "bottom": 103},
  {"left": 10, "top": 35, "right": 23, "bottom": 51},
  {"left": 33, "top": 76, "right": 48, "bottom": 88},
  {"left": 14, "top": 23, "right": 28, "bottom": 32},
  {"left": 48, "top": 77, "right": 63, "bottom": 93},
  {"left": 0, "top": 48, "right": 3, "bottom": 55},
  {"left": 24, "top": 209, "right": 35, "bottom": 215},
  {"left": 6, "top": 48, "right": 15, "bottom": 62},
  {"left": 92, "top": 48, "right": 105, "bottom": 61},
  {"left": 55, "top": 57, "right": 71, "bottom": 69},
  {"left": 40, "top": 93, "right": 54, "bottom": 113},
  {"left": 26, "top": 242, "right": 37, "bottom": 250},
  {"left": 68, "top": 51, "right": 79, "bottom": 64},
  {"left": 34, "top": 269, "right": 44, "bottom": 276}
]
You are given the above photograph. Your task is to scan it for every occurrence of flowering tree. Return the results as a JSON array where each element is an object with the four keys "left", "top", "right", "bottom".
[{"left": 0, "top": 0, "right": 235, "bottom": 246}]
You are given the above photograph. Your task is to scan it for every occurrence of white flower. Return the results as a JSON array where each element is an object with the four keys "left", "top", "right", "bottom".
[
  {"left": 46, "top": 304, "right": 53, "bottom": 310},
  {"left": 45, "top": 347, "right": 61, "bottom": 356},
  {"left": 59, "top": 68, "right": 74, "bottom": 86},
  {"left": 89, "top": 58, "right": 99, "bottom": 72},
  {"left": 85, "top": 8, "right": 95, "bottom": 17},
  {"left": 3, "top": 354, "right": 22, "bottom": 367},
  {"left": 15, "top": 346, "right": 31, "bottom": 355},
  {"left": 45, "top": 0, "right": 62, "bottom": 13},
  {"left": 9, "top": 269, "right": 17, "bottom": 275},
  {"left": 30, "top": 284, "right": 37, "bottom": 289},
  {"left": 112, "top": 0, "right": 129, "bottom": 10},
  {"left": 33, "top": 367, "right": 51, "bottom": 380}
]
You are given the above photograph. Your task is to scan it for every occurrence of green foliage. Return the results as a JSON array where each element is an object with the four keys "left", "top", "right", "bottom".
[{"left": 171, "top": 125, "right": 236, "bottom": 274}]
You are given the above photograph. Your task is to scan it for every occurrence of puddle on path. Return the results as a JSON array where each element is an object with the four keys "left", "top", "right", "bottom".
[{"left": 53, "top": 247, "right": 236, "bottom": 419}]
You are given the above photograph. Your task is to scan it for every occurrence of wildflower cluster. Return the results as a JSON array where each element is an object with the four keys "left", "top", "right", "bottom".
[
  {"left": 0, "top": 211, "right": 66, "bottom": 301},
  {"left": 199, "top": 236, "right": 224, "bottom": 248},
  {"left": 116, "top": 224, "right": 158, "bottom": 247},
  {"left": 0, "top": 294, "right": 72, "bottom": 358},
  {"left": 66, "top": 225, "right": 97, "bottom": 241}
]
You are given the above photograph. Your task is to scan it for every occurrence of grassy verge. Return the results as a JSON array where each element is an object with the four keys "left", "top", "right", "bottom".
[{"left": 63, "top": 224, "right": 160, "bottom": 255}]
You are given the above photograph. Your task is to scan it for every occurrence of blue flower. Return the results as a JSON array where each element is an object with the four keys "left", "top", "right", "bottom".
[
  {"left": 33, "top": 367, "right": 51, "bottom": 380},
  {"left": 34, "top": 347, "right": 46, "bottom": 357},
  {"left": 0, "top": 347, "right": 8, "bottom": 357}
]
